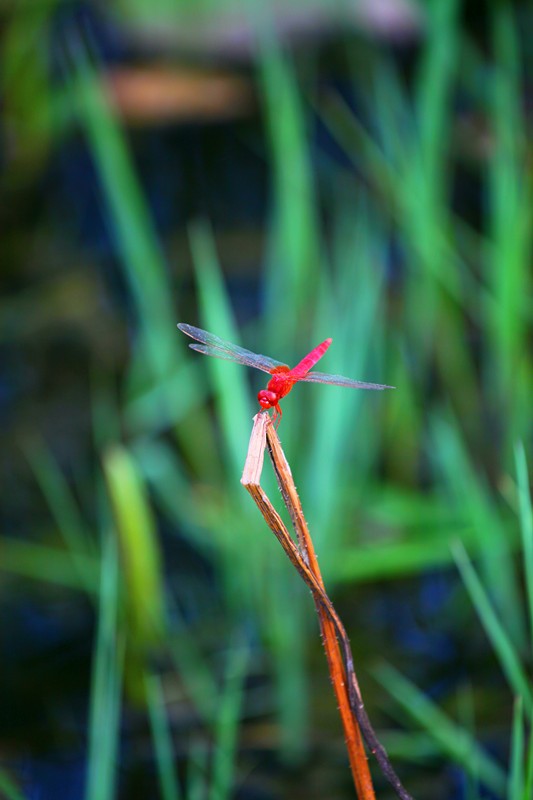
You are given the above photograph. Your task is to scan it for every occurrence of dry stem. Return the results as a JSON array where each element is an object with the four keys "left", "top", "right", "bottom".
[{"left": 241, "top": 412, "right": 413, "bottom": 800}]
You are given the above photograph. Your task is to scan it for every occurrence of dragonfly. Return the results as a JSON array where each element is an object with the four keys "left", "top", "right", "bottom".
[{"left": 178, "top": 323, "right": 394, "bottom": 424}]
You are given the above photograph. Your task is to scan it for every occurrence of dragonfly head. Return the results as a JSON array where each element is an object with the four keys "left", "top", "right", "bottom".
[{"left": 258, "top": 389, "right": 278, "bottom": 410}]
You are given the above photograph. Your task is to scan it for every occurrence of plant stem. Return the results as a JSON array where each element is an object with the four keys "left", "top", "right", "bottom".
[{"left": 241, "top": 413, "right": 413, "bottom": 800}]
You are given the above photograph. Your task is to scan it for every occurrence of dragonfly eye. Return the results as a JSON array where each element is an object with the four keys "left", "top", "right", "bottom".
[{"left": 258, "top": 390, "right": 278, "bottom": 409}]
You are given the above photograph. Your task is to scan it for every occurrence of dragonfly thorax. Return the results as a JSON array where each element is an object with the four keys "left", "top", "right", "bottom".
[{"left": 257, "top": 389, "right": 278, "bottom": 409}]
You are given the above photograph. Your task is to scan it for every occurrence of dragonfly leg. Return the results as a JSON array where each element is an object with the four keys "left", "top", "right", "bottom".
[{"left": 272, "top": 404, "right": 283, "bottom": 429}]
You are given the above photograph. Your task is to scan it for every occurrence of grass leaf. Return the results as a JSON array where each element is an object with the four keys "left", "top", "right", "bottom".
[
  {"left": 209, "top": 644, "right": 248, "bottom": 800},
  {"left": 452, "top": 541, "right": 533, "bottom": 716},
  {"left": 145, "top": 672, "right": 182, "bottom": 800},
  {"left": 508, "top": 697, "right": 524, "bottom": 800},
  {"left": 85, "top": 529, "right": 124, "bottom": 800},
  {"left": 103, "top": 444, "right": 166, "bottom": 646},
  {"left": 514, "top": 443, "right": 533, "bottom": 655},
  {"left": 376, "top": 662, "right": 507, "bottom": 794}
]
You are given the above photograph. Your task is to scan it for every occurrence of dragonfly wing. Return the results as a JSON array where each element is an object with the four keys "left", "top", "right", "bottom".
[
  {"left": 300, "top": 370, "right": 394, "bottom": 390},
  {"left": 187, "top": 343, "right": 280, "bottom": 372},
  {"left": 178, "top": 323, "right": 288, "bottom": 374}
]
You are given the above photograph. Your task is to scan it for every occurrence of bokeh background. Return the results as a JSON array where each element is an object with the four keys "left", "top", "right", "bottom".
[{"left": 2, "top": 1, "right": 533, "bottom": 798}]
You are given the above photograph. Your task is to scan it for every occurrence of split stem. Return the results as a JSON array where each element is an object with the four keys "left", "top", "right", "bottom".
[{"left": 241, "top": 413, "right": 413, "bottom": 800}]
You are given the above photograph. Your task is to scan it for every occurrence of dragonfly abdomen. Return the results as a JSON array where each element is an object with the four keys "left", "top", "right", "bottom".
[{"left": 290, "top": 338, "right": 332, "bottom": 379}]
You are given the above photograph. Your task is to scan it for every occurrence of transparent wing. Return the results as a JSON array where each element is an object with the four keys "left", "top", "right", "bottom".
[
  {"left": 300, "top": 370, "right": 394, "bottom": 390},
  {"left": 178, "top": 323, "right": 288, "bottom": 374}
]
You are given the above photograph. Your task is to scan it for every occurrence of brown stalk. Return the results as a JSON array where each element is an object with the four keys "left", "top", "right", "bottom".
[{"left": 241, "top": 413, "right": 413, "bottom": 800}]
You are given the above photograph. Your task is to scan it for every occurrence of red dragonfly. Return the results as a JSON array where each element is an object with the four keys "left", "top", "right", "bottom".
[{"left": 178, "top": 323, "right": 394, "bottom": 423}]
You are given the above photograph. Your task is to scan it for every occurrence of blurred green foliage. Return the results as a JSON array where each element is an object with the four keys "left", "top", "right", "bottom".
[{"left": 2, "top": 0, "right": 533, "bottom": 798}]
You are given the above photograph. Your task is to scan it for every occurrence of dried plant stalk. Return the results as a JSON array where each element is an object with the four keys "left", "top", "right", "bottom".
[
  {"left": 265, "top": 423, "right": 374, "bottom": 799},
  {"left": 241, "top": 413, "right": 413, "bottom": 800}
]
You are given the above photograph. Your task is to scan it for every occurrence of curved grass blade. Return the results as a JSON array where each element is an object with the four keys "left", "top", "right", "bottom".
[
  {"left": 376, "top": 662, "right": 507, "bottom": 795},
  {"left": 452, "top": 541, "right": 533, "bottom": 717},
  {"left": 434, "top": 418, "right": 525, "bottom": 648}
]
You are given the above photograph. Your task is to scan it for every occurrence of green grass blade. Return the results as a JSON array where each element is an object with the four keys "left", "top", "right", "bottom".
[
  {"left": 71, "top": 44, "right": 215, "bottom": 476},
  {"left": 335, "top": 536, "right": 461, "bottom": 583},
  {"left": 124, "top": 364, "right": 209, "bottom": 436},
  {"left": 452, "top": 541, "right": 533, "bottom": 716},
  {"left": 524, "top": 725, "right": 533, "bottom": 800},
  {"left": 85, "top": 529, "right": 124, "bottom": 800},
  {"left": 415, "top": 0, "right": 460, "bottom": 191},
  {"left": 514, "top": 443, "right": 533, "bottom": 655},
  {"left": 508, "top": 697, "right": 524, "bottom": 800},
  {"left": 317, "top": 87, "right": 399, "bottom": 213},
  {"left": 186, "top": 741, "right": 209, "bottom": 800},
  {"left": 167, "top": 615, "right": 219, "bottom": 727},
  {"left": 268, "top": 584, "right": 309, "bottom": 761},
  {"left": 188, "top": 220, "right": 253, "bottom": 478},
  {"left": 377, "top": 730, "right": 445, "bottom": 761},
  {"left": 301, "top": 209, "right": 389, "bottom": 562},
  {"left": 209, "top": 644, "right": 248, "bottom": 800},
  {"left": 145, "top": 672, "right": 182, "bottom": 800},
  {"left": 456, "top": 684, "right": 482, "bottom": 800},
  {"left": 376, "top": 662, "right": 507, "bottom": 794},
  {"left": 0, "top": 538, "right": 99, "bottom": 591},
  {"left": 103, "top": 444, "right": 166, "bottom": 646},
  {"left": 487, "top": 4, "right": 530, "bottom": 401},
  {"left": 2, "top": 0, "right": 58, "bottom": 161},
  {"left": 25, "top": 439, "right": 95, "bottom": 593},
  {"left": 0, "top": 770, "right": 27, "bottom": 800},
  {"left": 259, "top": 42, "right": 319, "bottom": 334},
  {"left": 70, "top": 47, "right": 176, "bottom": 380},
  {"left": 132, "top": 439, "right": 196, "bottom": 530},
  {"left": 377, "top": 0, "right": 459, "bottom": 361},
  {"left": 434, "top": 417, "right": 524, "bottom": 646}
]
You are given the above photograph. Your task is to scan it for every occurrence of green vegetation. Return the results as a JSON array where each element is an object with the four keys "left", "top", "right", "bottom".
[{"left": 2, "top": 0, "right": 532, "bottom": 797}]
